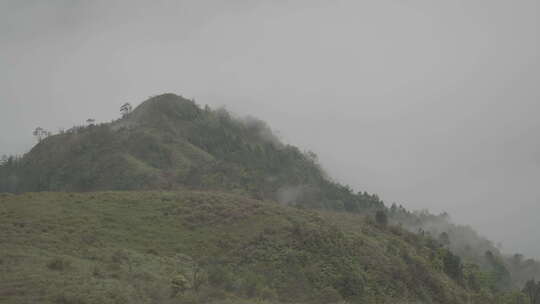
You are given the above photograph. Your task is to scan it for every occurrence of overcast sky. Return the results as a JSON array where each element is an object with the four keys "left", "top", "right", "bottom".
[{"left": 1, "top": 0, "right": 539, "bottom": 258}]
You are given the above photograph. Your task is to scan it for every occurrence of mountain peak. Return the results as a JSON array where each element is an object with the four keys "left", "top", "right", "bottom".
[
  {"left": 144, "top": 93, "right": 190, "bottom": 104},
  {"left": 135, "top": 93, "right": 197, "bottom": 113},
  {"left": 130, "top": 93, "right": 202, "bottom": 125}
]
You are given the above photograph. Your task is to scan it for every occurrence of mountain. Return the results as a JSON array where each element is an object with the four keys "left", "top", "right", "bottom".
[
  {"left": 0, "top": 93, "right": 538, "bottom": 304},
  {"left": 0, "top": 94, "right": 382, "bottom": 212}
]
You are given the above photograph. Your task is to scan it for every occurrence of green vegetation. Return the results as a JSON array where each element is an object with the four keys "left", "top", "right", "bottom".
[
  {"left": 0, "top": 191, "right": 524, "bottom": 304},
  {"left": 390, "top": 206, "right": 540, "bottom": 292},
  {"left": 0, "top": 93, "right": 537, "bottom": 303},
  {"left": 0, "top": 94, "right": 382, "bottom": 212},
  {"left": 523, "top": 279, "right": 540, "bottom": 304}
]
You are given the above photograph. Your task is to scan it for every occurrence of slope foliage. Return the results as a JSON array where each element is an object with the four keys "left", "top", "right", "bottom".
[
  {"left": 0, "top": 94, "right": 382, "bottom": 213},
  {"left": 0, "top": 191, "right": 513, "bottom": 304},
  {"left": 390, "top": 205, "right": 540, "bottom": 292},
  {"left": 0, "top": 93, "right": 536, "bottom": 303}
]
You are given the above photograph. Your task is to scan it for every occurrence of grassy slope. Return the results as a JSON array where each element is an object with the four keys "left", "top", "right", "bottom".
[{"left": 0, "top": 191, "right": 471, "bottom": 304}]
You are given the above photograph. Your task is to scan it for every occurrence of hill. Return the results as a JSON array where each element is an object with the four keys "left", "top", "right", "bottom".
[
  {"left": 0, "top": 93, "right": 538, "bottom": 303},
  {"left": 0, "top": 94, "right": 382, "bottom": 213},
  {"left": 0, "top": 191, "right": 516, "bottom": 304},
  {"left": 390, "top": 206, "right": 540, "bottom": 293}
]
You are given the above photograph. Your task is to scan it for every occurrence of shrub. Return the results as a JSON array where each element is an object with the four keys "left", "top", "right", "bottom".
[
  {"left": 92, "top": 266, "right": 104, "bottom": 278},
  {"left": 375, "top": 210, "right": 388, "bottom": 227},
  {"left": 55, "top": 293, "right": 86, "bottom": 304},
  {"left": 317, "top": 286, "right": 344, "bottom": 304},
  {"left": 207, "top": 264, "right": 234, "bottom": 288},
  {"left": 259, "top": 286, "right": 278, "bottom": 301},
  {"left": 47, "top": 257, "right": 70, "bottom": 271}
]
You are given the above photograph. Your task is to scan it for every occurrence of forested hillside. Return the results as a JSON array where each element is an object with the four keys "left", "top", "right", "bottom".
[
  {"left": 0, "top": 94, "right": 382, "bottom": 213},
  {"left": 1, "top": 93, "right": 539, "bottom": 304},
  {"left": 391, "top": 206, "right": 540, "bottom": 295}
]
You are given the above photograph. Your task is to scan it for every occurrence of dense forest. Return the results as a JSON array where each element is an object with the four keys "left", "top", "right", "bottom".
[{"left": 1, "top": 93, "right": 539, "bottom": 304}]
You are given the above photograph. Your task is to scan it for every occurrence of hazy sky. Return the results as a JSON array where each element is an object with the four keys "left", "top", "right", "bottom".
[{"left": 1, "top": 0, "right": 539, "bottom": 257}]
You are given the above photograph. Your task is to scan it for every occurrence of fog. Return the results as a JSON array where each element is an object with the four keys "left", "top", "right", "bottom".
[{"left": 1, "top": 0, "right": 539, "bottom": 258}]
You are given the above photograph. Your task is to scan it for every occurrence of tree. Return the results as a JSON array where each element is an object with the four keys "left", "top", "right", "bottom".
[
  {"left": 120, "top": 103, "right": 133, "bottom": 118},
  {"left": 439, "top": 232, "right": 450, "bottom": 247},
  {"left": 86, "top": 118, "right": 95, "bottom": 126},
  {"left": 484, "top": 250, "right": 512, "bottom": 291},
  {"left": 375, "top": 210, "right": 388, "bottom": 227},
  {"left": 443, "top": 250, "right": 463, "bottom": 282},
  {"left": 512, "top": 253, "right": 524, "bottom": 267},
  {"left": 33, "top": 127, "right": 50, "bottom": 142},
  {"left": 523, "top": 279, "right": 540, "bottom": 304}
]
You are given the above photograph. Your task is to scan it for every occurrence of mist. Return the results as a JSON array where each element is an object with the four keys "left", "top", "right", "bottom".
[{"left": 1, "top": 0, "right": 539, "bottom": 258}]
